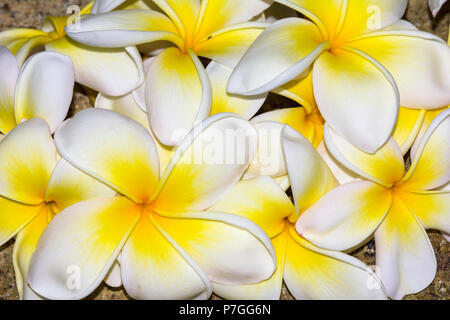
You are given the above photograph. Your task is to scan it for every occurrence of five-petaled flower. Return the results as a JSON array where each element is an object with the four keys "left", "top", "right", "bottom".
[
  {"left": 297, "top": 109, "right": 450, "bottom": 299},
  {"left": 229, "top": 0, "right": 450, "bottom": 153}
]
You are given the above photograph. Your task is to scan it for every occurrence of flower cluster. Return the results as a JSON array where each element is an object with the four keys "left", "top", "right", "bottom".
[{"left": 0, "top": 0, "right": 448, "bottom": 300}]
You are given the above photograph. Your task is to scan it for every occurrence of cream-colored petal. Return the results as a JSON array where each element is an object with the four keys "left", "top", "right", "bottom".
[
  {"left": 324, "top": 124, "right": 405, "bottom": 187},
  {"left": 54, "top": 108, "right": 160, "bottom": 203},
  {"left": 375, "top": 195, "right": 436, "bottom": 300},
  {"left": 0, "top": 119, "right": 57, "bottom": 205},
  {"left": 297, "top": 180, "right": 392, "bottom": 251},
  {"left": 0, "top": 45, "right": 19, "bottom": 134},
  {"left": 28, "top": 197, "right": 141, "bottom": 300},
  {"left": 392, "top": 108, "right": 426, "bottom": 155},
  {"left": 152, "top": 114, "right": 257, "bottom": 212},
  {"left": 14, "top": 51, "right": 74, "bottom": 133}
]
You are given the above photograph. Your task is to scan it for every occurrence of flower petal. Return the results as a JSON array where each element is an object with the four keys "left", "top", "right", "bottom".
[
  {"left": 244, "top": 121, "right": 286, "bottom": 179},
  {"left": 28, "top": 197, "right": 141, "bottom": 300},
  {"left": 95, "top": 92, "right": 174, "bottom": 174},
  {"left": 195, "top": 0, "right": 271, "bottom": 38},
  {"left": 285, "top": 226, "right": 386, "bottom": 300},
  {"left": 14, "top": 51, "right": 74, "bottom": 133},
  {"left": 375, "top": 196, "right": 436, "bottom": 300},
  {"left": 297, "top": 180, "right": 392, "bottom": 251},
  {"left": 336, "top": 0, "right": 408, "bottom": 40},
  {"left": 213, "top": 229, "right": 287, "bottom": 300},
  {"left": 392, "top": 108, "right": 426, "bottom": 155},
  {"left": 0, "top": 29, "right": 48, "bottom": 53},
  {"left": 282, "top": 125, "right": 337, "bottom": 218},
  {"left": 14, "top": 35, "right": 53, "bottom": 67},
  {"left": 13, "top": 206, "right": 49, "bottom": 300},
  {"left": 65, "top": 9, "right": 181, "bottom": 48},
  {"left": 317, "top": 142, "right": 358, "bottom": 185},
  {"left": 228, "top": 18, "right": 329, "bottom": 95},
  {"left": 54, "top": 108, "right": 160, "bottom": 204},
  {"left": 152, "top": 113, "right": 257, "bottom": 212},
  {"left": 313, "top": 48, "right": 399, "bottom": 153},
  {"left": 402, "top": 109, "right": 450, "bottom": 190},
  {"left": 155, "top": 210, "right": 276, "bottom": 285},
  {"left": 272, "top": 69, "right": 317, "bottom": 113},
  {"left": 0, "top": 119, "right": 57, "bottom": 205},
  {"left": 0, "top": 45, "right": 19, "bottom": 134},
  {"left": 196, "top": 23, "right": 266, "bottom": 68},
  {"left": 399, "top": 191, "right": 450, "bottom": 235},
  {"left": 210, "top": 176, "right": 294, "bottom": 238},
  {"left": 91, "top": 0, "right": 128, "bottom": 13},
  {"left": 146, "top": 47, "right": 211, "bottom": 146},
  {"left": 104, "top": 261, "right": 122, "bottom": 288},
  {"left": 429, "top": 0, "right": 447, "bottom": 17},
  {"left": 324, "top": 124, "right": 405, "bottom": 187},
  {"left": 45, "top": 159, "right": 116, "bottom": 211},
  {"left": 46, "top": 37, "right": 144, "bottom": 97},
  {"left": 348, "top": 29, "right": 450, "bottom": 108},
  {"left": 121, "top": 214, "right": 212, "bottom": 300},
  {"left": 207, "top": 61, "right": 267, "bottom": 119},
  {"left": 0, "top": 198, "right": 42, "bottom": 247}
]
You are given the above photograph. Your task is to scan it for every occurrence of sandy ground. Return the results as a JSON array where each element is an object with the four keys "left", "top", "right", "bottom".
[{"left": 0, "top": 0, "right": 448, "bottom": 300}]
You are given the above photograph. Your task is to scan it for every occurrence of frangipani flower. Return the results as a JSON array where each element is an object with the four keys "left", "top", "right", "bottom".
[
  {"left": 0, "top": 46, "right": 74, "bottom": 134},
  {"left": 211, "top": 126, "right": 385, "bottom": 300},
  {"left": 0, "top": 119, "right": 115, "bottom": 299},
  {"left": 64, "top": 0, "right": 273, "bottom": 145},
  {"left": 0, "top": 1, "right": 144, "bottom": 96},
  {"left": 297, "top": 109, "right": 450, "bottom": 299},
  {"left": 28, "top": 109, "right": 276, "bottom": 300},
  {"left": 229, "top": 0, "right": 450, "bottom": 153}
]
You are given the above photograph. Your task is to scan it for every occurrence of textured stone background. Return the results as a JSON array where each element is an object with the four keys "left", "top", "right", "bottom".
[{"left": 0, "top": 0, "right": 448, "bottom": 300}]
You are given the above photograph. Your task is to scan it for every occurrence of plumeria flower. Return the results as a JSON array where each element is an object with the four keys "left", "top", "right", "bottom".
[
  {"left": 0, "top": 1, "right": 144, "bottom": 96},
  {"left": 296, "top": 109, "right": 450, "bottom": 299},
  {"left": 0, "top": 45, "right": 74, "bottom": 134},
  {"left": 429, "top": 0, "right": 447, "bottom": 17},
  {"left": 0, "top": 119, "right": 115, "bottom": 299},
  {"left": 64, "top": 0, "right": 273, "bottom": 146},
  {"left": 210, "top": 125, "right": 386, "bottom": 300},
  {"left": 229, "top": 0, "right": 450, "bottom": 153},
  {"left": 28, "top": 109, "right": 276, "bottom": 300}
]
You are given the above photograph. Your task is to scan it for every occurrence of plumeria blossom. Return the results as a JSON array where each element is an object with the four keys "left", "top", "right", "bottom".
[
  {"left": 0, "top": 1, "right": 144, "bottom": 96},
  {"left": 0, "top": 46, "right": 74, "bottom": 134},
  {"left": 28, "top": 109, "right": 276, "bottom": 300},
  {"left": 297, "top": 109, "right": 450, "bottom": 299},
  {"left": 64, "top": 0, "right": 273, "bottom": 146},
  {"left": 229, "top": 0, "right": 450, "bottom": 153},
  {"left": 211, "top": 125, "right": 385, "bottom": 300},
  {"left": 0, "top": 119, "right": 115, "bottom": 299}
]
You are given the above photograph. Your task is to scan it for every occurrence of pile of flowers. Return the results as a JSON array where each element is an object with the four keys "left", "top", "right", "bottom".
[{"left": 0, "top": 0, "right": 448, "bottom": 300}]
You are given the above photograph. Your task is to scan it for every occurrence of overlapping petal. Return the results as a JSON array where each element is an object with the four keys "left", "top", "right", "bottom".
[
  {"left": 283, "top": 125, "right": 337, "bottom": 217},
  {"left": 297, "top": 180, "right": 392, "bottom": 251},
  {"left": 207, "top": 61, "right": 266, "bottom": 119},
  {"left": 121, "top": 214, "right": 211, "bottom": 300},
  {"left": 65, "top": 9, "right": 181, "bottom": 48},
  {"left": 54, "top": 109, "right": 160, "bottom": 203},
  {"left": 285, "top": 227, "right": 386, "bottom": 300},
  {"left": 348, "top": 28, "right": 450, "bottom": 108},
  {"left": 46, "top": 38, "right": 144, "bottom": 97},
  {"left": 0, "top": 119, "right": 57, "bottom": 205},
  {"left": 402, "top": 109, "right": 450, "bottom": 190},
  {"left": 14, "top": 51, "right": 74, "bottom": 133},
  {"left": 45, "top": 159, "right": 116, "bottom": 211},
  {"left": 151, "top": 114, "right": 257, "bottom": 212},
  {"left": 324, "top": 124, "right": 405, "bottom": 187},
  {"left": 13, "top": 206, "right": 49, "bottom": 300},
  {"left": 155, "top": 211, "right": 276, "bottom": 285},
  {"left": 313, "top": 48, "right": 399, "bottom": 153},
  {"left": 375, "top": 196, "right": 436, "bottom": 300},
  {"left": 145, "top": 47, "right": 211, "bottom": 146},
  {"left": 210, "top": 176, "right": 294, "bottom": 238},
  {"left": 392, "top": 108, "right": 426, "bottom": 155},
  {"left": 28, "top": 197, "right": 141, "bottom": 300},
  {"left": 228, "top": 18, "right": 328, "bottom": 95}
]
